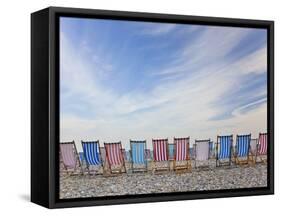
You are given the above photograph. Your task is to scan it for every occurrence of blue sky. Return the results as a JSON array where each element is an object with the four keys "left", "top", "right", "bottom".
[{"left": 60, "top": 17, "right": 267, "bottom": 151}]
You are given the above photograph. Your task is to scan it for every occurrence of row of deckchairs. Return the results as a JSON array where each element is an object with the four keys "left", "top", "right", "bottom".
[{"left": 59, "top": 133, "right": 268, "bottom": 176}]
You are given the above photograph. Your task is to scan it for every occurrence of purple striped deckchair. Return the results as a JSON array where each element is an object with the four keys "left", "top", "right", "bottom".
[{"left": 60, "top": 141, "right": 82, "bottom": 175}]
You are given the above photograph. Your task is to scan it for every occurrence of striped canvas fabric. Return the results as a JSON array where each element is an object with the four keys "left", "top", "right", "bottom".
[
  {"left": 60, "top": 142, "right": 77, "bottom": 169},
  {"left": 104, "top": 142, "right": 123, "bottom": 166},
  {"left": 153, "top": 139, "right": 168, "bottom": 162},
  {"left": 168, "top": 144, "right": 174, "bottom": 160},
  {"left": 174, "top": 137, "right": 189, "bottom": 161},
  {"left": 82, "top": 141, "right": 101, "bottom": 166},
  {"left": 236, "top": 134, "right": 251, "bottom": 157},
  {"left": 218, "top": 135, "right": 232, "bottom": 159},
  {"left": 195, "top": 140, "right": 209, "bottom": 161},
  {"left": 250, "top": 139, "right": 258, "bottom": 153},
  {"left": 145, "top": 149, "right": 151, "bottom": 160},
  {"left": 258, "top": 133, "right": 267, "bottom": 155},
  {"left": 131, "top": 141, "right": 146, "bottom": 164}
]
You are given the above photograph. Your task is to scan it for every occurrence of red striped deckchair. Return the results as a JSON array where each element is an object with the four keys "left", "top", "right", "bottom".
[
  {"left": 60, "top": 141, "right": 82, "bottom": 175},
  {"left": 173, "top": 137, "right": 191, "bottom": 173},
  {"left": 104, "top": 142, "right": 126, "bottom": 174},
  {"left": 256, "top": 133, "right": 268, "bottom": 163},
  {"left": 152, "top": 138, "right": 169, "bottom": 173}
]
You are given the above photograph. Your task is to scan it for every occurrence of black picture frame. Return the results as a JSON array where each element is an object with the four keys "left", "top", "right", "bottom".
[{"left": 31, "top": 6, "right": 274, "bottom": 209}]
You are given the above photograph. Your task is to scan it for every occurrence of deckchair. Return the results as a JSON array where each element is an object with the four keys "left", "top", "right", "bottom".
[
  {"left": 194, "top": 139, "right": 211, "bottom": 169},
  {"left": 60, "top": 141, "right": 82, "bottom": 175},
  {"left": 104, "top": 142, "right": 126, "bottom": 174},
  {"left": 249, "top": 138, "right": 258, "bottom": 164},
  {"left": 256, "top": 133, "right": 268, "bottom": 163},
  {"left": 173, "top": 137, "right": 191, "bottom": 172},
  {"left": 145, "top": 149, "right": 151, "bottom": 161},
  {"left": 152, "top": 138, "right": 169, "bottom": 173},
  {"left": 130, "top": 140, "right": 148, "bottom": 172},
  {"left": 216, "top": 135, "right": 233, "bottom": 167},
  {"left": 168, "top": 143, "right": 175, "bottom": 160},
  {"left": 234, "top": 134, "right": 251, "bottom": 165},
  {"left": 81, "top": 140, "right": 104, "bottom": 175},
  {"left": 100, "top": 147, "right": 109, "bottom": 172}
]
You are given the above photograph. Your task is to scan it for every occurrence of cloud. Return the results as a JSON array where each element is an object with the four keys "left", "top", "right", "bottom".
[{"left": 60, "top": 21, "right": 267, "bottom": 151}]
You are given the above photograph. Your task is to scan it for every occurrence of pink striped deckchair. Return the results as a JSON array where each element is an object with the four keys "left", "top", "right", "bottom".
[
  {"left": 104, "top": 142, "right": 126, "bottom": 174},
  {"left": 60, "top": 141, "right": 82, "bottom": 175},
  {"left": 256, "top": 133, "right": 268, "bottom": 163},
  {"left": 173, "top": 137, "right": 191, "bottom": 172},
  {"left": 152, "top": 138, "right": 169, "bottom": 173}
]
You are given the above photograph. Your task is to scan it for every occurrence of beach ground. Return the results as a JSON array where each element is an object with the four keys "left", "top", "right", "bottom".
[{"left": 60, "top": 160, "right": 267, "bottom": 199}]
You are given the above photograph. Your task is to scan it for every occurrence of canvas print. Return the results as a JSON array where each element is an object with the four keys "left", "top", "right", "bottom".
[{"left": 59, "top": 17, "right": 268, "bottom": 199}]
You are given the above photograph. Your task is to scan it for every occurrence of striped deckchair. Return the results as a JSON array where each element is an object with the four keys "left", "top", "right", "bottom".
[
  {"left": 173, "top": 137, "right": 191, "bottom": 172},
  {"left": 256, "top": 133, "right": 268, "bottom": 163},
  {"left": 168, "top": 143, "right": 175, "bottom": 160},
  {"left": 130, "top": 140, "right": 147, "bottom": 172},
  {"left": 104, "top": 142, "right": 126, "bottom": 174},
  {"left": 234, "top": 134, "right": 251, "bottom": 165},
  {"left": 194, "top": 139, "right": 211, "bottom": 169},
  {"left": 249, "top": 138, "right": 258, "bottom": 164},
  {"left": 216, "top": 135, "right": 233, "bottom": 167},
  {"left": 152, "top": 138, "right": 169, "bottom": 173},
  {"left": 145, "top": 149, "right": 151, "bottom": 161},
  {"left": 60, "top": 141, "right": 82, "bottom": 175},
  {"left": 81, "top": 140, "right": 103, "bottom": 175},
  {"left": 100, "top": 147, "right": 109, "bottom": 172}
]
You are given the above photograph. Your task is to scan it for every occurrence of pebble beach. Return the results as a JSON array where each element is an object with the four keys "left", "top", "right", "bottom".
[{"left": 60, "top": 160, "right": 267, "bottom": 199}]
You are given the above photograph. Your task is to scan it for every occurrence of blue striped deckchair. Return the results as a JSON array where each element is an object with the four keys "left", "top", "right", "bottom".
[
  {"left": 130, "top": 140, "right": 147, "bottom": 172},
  {"left": 168, "top": 143, "right": 175, "bottom": 160},
  {"left": 216, "top": 135, "right": 233, "bottom": 167},
  {"left": 234, "top": 134, "right": 251, "bottom": 165},
  {"left": 81, "top": 140, "right": 104, "bottom": 175},
  {"left": 79, "top": 152, "right": 84, "bottom": 165}
]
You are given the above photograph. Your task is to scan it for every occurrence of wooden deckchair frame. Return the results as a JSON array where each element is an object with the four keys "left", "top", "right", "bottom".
[
  {"left": 152, "top": 138, "right": 170, "bottom": 174},
  {"left": 173, "top": 137, "right": 192, "bottom": 173},
  {"left": 194, "top": 139, "right": 211, "bottom": 169},
  {"left": 130, "top": 140, "right": 148, "bottom": 173},
  {"left": 234, "top": 134, "right": 251, "bottom": 166},
  {"left": 81, "top": 140, "right": 104, "bottom": 175},
  {"left": 59, "top": 141, "right": 83, "bottom": 175},
  {"left": 256, "top": 133, "right": 268, "bottom": 164},
  {"left": 216, "top": 135, "right": 233, "bottom": 167},
  {"left": 104, "top": 141, "right": 127, "bottom": 175}
]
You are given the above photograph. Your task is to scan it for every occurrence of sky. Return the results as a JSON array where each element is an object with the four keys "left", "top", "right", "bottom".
[{"left": 59, "top": 17, "right": 267, "bottom": 152}]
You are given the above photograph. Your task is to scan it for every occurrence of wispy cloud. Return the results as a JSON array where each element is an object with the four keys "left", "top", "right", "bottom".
[{"left": 60, "top": 18, "right": 267, "bottom": 151}]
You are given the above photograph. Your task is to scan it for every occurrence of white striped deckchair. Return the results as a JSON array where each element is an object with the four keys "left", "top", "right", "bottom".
[
  {"left": 152, "top": 138, "right": 169, "bottom": 173},
  {"left": 130, "top": 140, "right": 147, "bottom": 172},
  {"left": 194, "top": 139, "right": 211, "bottom": 169},
  {"left": 256, "top": 133, "right": 268, "bottom": 163},
  {"left": 173, "top": 137, "right": 191, "bottom": 172},
  {"left": 104, "top": 142, "right": 126, "bottom": 174},
  {"left": 216, "top": 135, "right": 233, "bottom": 167},
  {"left": 60, "top": 141, "right": 82, "bottom": 175},
  {"left": 249, "top": 138, "right": 258, "bottom": 164},
  {"left": 234, "top": 134, "right": 251, "bottom": 165},
  {"left": 81, "top": 140, "right": 104, "bottom": 175}
]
